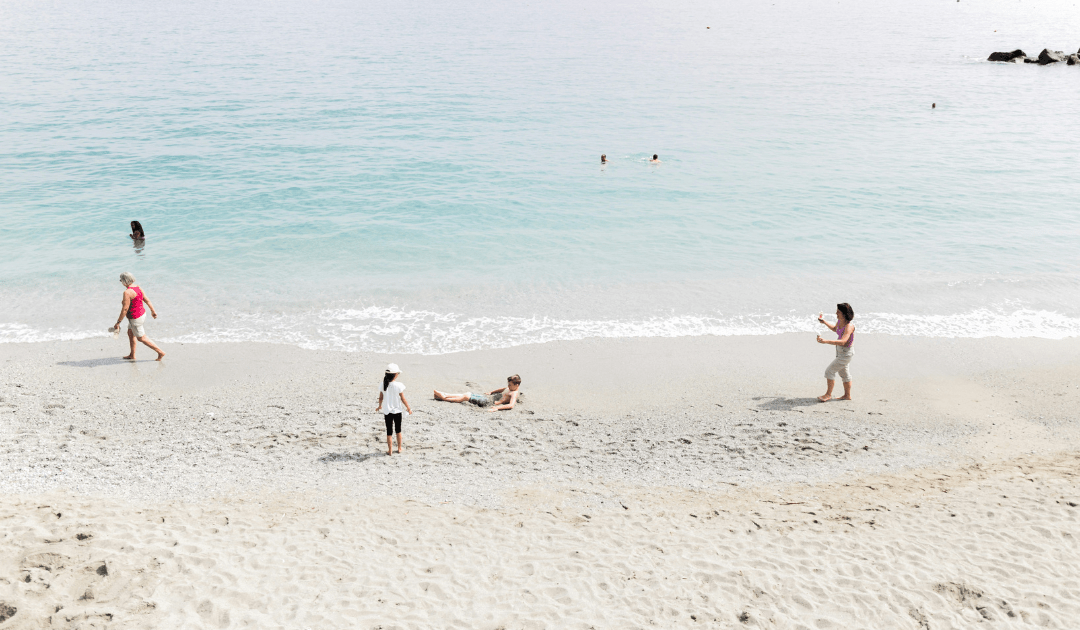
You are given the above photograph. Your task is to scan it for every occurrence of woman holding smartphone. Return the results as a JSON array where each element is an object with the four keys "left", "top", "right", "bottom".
[{"left": 816, "top": 303, "right": 855, "bottom": 402}]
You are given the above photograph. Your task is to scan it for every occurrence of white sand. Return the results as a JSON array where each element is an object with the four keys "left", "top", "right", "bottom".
[{"left": 1, "top": 335, "right": 1079, "bottom": 628}]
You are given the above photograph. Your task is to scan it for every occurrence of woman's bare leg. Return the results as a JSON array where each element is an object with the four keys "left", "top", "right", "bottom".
[
  {"left": 434, "top": 390, "right": 469, "bottom": 403},
  {"left": 818, "top": 379, "right": 836, "bottom": 402},
  {"left": 138, "top": 336, "right": 165, "bottom": 361},
  {"left": 838, "top": 381, "right": 852, "bottom": 400},
  {"left": 386, "top": 434, "right": 393, "bottom": 455},
  {"left": 396, "top": 432, "right": 404, "bottom": 453},
  {"left": 124, "top": 328, "right": 136, "bottom": 360}
]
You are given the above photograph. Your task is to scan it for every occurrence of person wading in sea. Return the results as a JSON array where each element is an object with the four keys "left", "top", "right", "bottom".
[{"left": 129, "top": 220, "right": 145, "bottom": 242}]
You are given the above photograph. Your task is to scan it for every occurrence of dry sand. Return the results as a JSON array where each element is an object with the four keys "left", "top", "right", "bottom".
[{"left": 1, "top": 334, "right": 1078, "bottom": 628}]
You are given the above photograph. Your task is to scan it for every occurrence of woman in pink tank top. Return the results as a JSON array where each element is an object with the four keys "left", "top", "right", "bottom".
[
  {"left": 113, "top": 272, "right": 165, "bottom": 361},
  {"left": 815, "top": 302, "right": 855, "bottom": 402},
  {"left": 127, "top": 285, "right": 146, "bottom": 320}
]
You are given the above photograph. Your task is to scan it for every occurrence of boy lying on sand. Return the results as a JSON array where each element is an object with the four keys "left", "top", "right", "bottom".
[{"left": 434, "top": 375, "right": 522, "bottom": 412}]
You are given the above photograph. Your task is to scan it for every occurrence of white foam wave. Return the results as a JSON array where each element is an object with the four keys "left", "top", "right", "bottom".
[
  {"left": 162, "top": 306, "right": 1080, "bottom": 354},
  {"left": 5, "top": 307, "right": 1079, "bottom": 354},
  {"left": 0, "top": 323, "right": 110, "bottom": 344},
  {"left": 856, "top": 309, "right": 1080, "bottom": 339}
]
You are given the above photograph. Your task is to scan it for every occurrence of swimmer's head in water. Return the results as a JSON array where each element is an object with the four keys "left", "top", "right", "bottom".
[
  {"left": 119, "top": 272, "right": 136, "bottom": 287},
  {"left": 507, "top": 374, "right": 522, "bottom": 386},
  {"left": 601, "top": 154, "right": 606, "bottom": 162},
  {"left": 130, "top": 220, "right": 145, "bottom": 237},
  {"left": 652, "top": 154, "right": 658, "bottom": 160}
]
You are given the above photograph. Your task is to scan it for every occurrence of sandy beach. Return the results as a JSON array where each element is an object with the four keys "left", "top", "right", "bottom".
[{"left": 1, "top": 334, "right": 1079, "bottom": 628}]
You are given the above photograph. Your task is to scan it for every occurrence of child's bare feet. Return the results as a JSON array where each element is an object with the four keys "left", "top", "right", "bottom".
[
  {"left": 123, "top": 355, "right": 135, "bottom": 360},
  {"left": 155, "top": 351, "right": 165, "bottom": 361},
  {"left": 836, "top": 395, "right": 852, "bottom": 400},
  {"left": 817, "top": 394, "right": 832, "bottom": 402},
  {"left": 386, "top": 449, "right": 393, "bottom": 456},
  {"left": 397, "top": 447, "right": 403, "bottom": 454}
]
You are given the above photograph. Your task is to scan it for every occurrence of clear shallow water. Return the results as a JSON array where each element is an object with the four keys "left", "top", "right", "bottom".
[{"left": 2, "top": 0, "right": 1080, "bottom": 353}]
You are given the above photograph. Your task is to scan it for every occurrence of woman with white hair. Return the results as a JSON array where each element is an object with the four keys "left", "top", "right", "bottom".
[{"left": 112, "top": 272, "right": 165, "bottom": 361}]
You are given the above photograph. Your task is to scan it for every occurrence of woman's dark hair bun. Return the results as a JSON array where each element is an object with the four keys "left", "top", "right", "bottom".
[{"left": 837, "top": 302, "right": 854, "bottom": 321}]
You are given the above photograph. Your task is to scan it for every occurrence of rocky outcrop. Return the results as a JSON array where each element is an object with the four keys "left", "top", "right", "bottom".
[
  {"left": 988, "top": 47, "right": 1080, "bottom": 65},
  {"left": 988, "top": 49, "right": 1026, "bottom": 62},
  {"left": 1038, "top": 49, "right": 1066, "bottom": 64}
]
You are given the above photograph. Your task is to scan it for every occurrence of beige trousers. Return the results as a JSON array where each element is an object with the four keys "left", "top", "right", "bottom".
[{"left": 825, "top": 348, "right": 853, "bottom": 382}]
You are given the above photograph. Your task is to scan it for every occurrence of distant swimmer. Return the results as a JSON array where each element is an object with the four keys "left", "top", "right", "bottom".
[
  {"left": 932, "top": 103, "right": 936, "bottom": 109},
  {"left": 129, "top": 220, "right": 145, "bottom": 242},
  {"left": 601, "top": 154, "right": 607, "bottom": 164},
  {"left": 649, "top": 154, "right": 661, "bottom": 163}
]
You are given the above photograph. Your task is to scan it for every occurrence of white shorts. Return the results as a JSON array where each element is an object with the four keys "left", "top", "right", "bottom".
[{"left": 128, "top": 314, "right": 147, "bottom": 338}]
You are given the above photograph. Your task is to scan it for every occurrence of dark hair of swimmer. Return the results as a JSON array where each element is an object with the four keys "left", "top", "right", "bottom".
[
  {"left": 130, "top": 221, "right": 145, "bottom": 239},
  {"left": 652, "top": 154, "right": 658, "bottom": 160},
  {"left": 601, "top": 154, "right": 607, "bottom": 162}
]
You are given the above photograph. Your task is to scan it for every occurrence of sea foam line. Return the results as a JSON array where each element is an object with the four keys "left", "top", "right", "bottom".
[
  {"left": 3, "top": 307, "right": 1078, "bottom": 354},
  {"left": 165, "top": 306, "right": 1080, "bottom": 354}
]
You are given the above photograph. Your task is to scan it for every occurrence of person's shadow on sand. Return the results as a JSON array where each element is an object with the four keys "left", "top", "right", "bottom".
[
  {"left": 753, "top": 396, "right": 822, "bottom": 411},
  {"left": 57, "top": 357, "right": 134, "bottom": 368},
  {"left": 318, "top": 452, "right": 382, "bottom": 464}
]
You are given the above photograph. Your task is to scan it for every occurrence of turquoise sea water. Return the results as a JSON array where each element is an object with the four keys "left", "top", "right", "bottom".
[{"left": 2, "top": 0, "right": 1080, "bottom": 353}]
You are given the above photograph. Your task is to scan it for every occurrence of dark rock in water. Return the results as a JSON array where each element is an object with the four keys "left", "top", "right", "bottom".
[
  {"left": 1068, "top": 54, "right": 1080, "bottom": 66},
  {"left": 1024, "top": 58, "right": 1038, "bottom": 64},
  {"left": 988, "top": 49, "right": 1026, "bottom": 62},
  {"left": 1038, "top": 49, "right": 1066, "bottom": 64}
]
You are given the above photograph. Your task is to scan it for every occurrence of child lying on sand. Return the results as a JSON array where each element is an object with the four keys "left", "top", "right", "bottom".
[{"left": 434, "top": 375, "right": 522, "bottom": 413}]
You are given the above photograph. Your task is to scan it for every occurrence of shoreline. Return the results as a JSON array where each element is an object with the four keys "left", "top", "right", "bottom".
[{"left": 6, "top": 306, "right": 1080, "bottom": 353}]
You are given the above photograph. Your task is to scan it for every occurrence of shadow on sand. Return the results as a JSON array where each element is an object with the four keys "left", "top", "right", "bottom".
[
  {"left": 753, "top": 396, "right": 822, "bottom": 411},
  {"left": 57, "top": 357, "right": 137, "bottom": 368},
  {"left": 318, "top": 451, "right": 383, "bottom": 464}
]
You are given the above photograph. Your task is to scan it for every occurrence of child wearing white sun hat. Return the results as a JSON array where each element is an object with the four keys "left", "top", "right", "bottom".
[{"left": 376, "top": 363, "right": 412, "bottom": 455}]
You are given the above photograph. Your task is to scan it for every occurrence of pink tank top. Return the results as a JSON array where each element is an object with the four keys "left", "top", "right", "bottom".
[
  {"left": 128, "top": 286, "right": 146, "bottom": 319},
  {"left": 837, "top": 323, "right": 854, "bottom": 347}
]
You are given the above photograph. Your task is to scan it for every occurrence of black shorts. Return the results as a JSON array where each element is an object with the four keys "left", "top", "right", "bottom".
[{"left": 384, "top": 413, "right": 402, "bottom": 435}]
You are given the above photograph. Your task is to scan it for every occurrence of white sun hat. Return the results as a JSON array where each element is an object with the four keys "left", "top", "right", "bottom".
[{"left": 386, "top": 363, "right": 401, "bottom": 373}]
